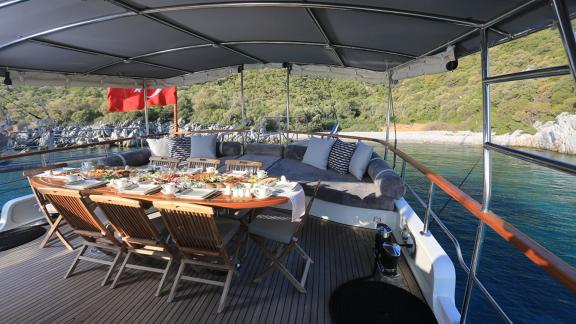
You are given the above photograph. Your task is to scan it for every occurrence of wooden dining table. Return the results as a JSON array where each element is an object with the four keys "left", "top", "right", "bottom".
[{"left": 30, "top": 176, "right": 289, "bottom": 210}]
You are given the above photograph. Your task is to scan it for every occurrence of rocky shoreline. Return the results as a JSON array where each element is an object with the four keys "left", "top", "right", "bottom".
[
  {"left": 2, "top": 113, "right": 574, "bottom": 155},
  {"left": 344, "top": 112, "right": 576, "bottom": 155}
]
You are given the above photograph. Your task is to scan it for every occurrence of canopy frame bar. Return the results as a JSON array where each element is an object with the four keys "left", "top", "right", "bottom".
[
  {"left": 103, "top": 0, "right": 265, "bottom": 66},
  {"left": 304, "top": 8, "right": 345, "bottom": 67},
  {"left": 143, "top": 2, "right": 482, "bottom": 27},
  {"left": 29, "top": 39, "right": 194, "bottom": 75}
]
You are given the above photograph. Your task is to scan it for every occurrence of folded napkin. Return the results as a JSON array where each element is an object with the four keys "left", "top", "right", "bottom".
[{"left": 278, "top": 184, "right": 306, "bottom": 222}]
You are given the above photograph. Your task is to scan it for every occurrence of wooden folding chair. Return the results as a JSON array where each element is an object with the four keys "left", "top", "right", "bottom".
[
  {"left": 225, "top": 159, "right": 262, "bottom": 175},
  {"left": 24, "top": 163, "right": 74, "bottom": 250},
  {"left": 186, "top": 157, "right": 220, "bottom": 170},
  {"left": 90, "top": 195, "right": 174, "bottom": 296},
  {"left": 149, "top": 156, "right": 181, "bottom": 169},
  {"left": 153, "top": 201, "right": 241, "bottom": 313},
  {"left": 38, "top": 187, "right": 124, "bottom": 286},
  {"left": 248, "top": 181, "right": 321, "bottom": 293}
]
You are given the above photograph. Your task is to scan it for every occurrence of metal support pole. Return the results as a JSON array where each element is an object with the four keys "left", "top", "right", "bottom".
[
  {"left": 285, "top": 63, "right": 291, "bottom": 144},
  {"left": 384, "top": 72, "right": 392, "bottom": 160},
  {"left": 400, "top": 159, "right": 407, "bottom": 180},
  {"left": 240, "top": 66, "right": 245, "bottom": 145},
  {"left": 143, "top": 85, "right": 150, "bottom": 137},
  {"left": 420, "top": 182, "right": 434, "bottom": 236},
  {"left": 461, "top": 27, "right": 491, "bottom": 324},
  {"left": 551, "top": 0, "right": 576, "bottom": 81}
]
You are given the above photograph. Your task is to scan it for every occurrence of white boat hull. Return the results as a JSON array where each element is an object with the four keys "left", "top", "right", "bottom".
[{"left": 0, "top": 194, "right": 45, "bottom": 232}]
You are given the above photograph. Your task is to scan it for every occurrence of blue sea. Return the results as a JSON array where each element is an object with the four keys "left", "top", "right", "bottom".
[
  {"left": 0, "top": 144, "right": 574, "bottom": 323},
  {"left": 376, "top": 143, "right": 576, "bottom": 323}
]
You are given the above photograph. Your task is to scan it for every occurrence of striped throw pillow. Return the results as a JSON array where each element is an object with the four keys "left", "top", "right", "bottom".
[
  {"left": 167, "top": 136, "right": 191, "bottom": 159},
  {"left": 328, "top": 139, "right": 356, "bottom": 174}
]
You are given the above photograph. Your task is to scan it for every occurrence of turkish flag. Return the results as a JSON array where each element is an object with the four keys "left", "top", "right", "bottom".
[
  {"left": 147, "top": 87, "right": 177, "bottom": 106},
  {"left": 107, "top": 87, "right": 177, "bottom": 112},
  {"left": 107, "top": 88, "right": 144, "bottom": 112}
]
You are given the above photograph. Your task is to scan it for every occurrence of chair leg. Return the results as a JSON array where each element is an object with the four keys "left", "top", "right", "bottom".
[
  {"left": 156, "top": 257, "right": 173, "bottom": 297},
  {"left": 40, "top": 215, "right": 73, "bottom": 250},
  {"left": 217, "top": 269, "right": 234, "bottom": 313},
  {"left": 253, "top": 241, "right": 290, "bottom": 283},
  {"left": 111, "top": 251, "right": 132, "bottom": 289},
  {"left": 102, "top": 249, "right": 123, "bottom": 286},
  {"left": 65, "top": 244, "right": 87, "bottom": 279},
  {"left": 168, "top": 262, "right": 186, "bottom": 302}
]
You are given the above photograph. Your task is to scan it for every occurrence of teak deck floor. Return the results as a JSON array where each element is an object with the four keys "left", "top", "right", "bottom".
[{"left": 0, "top": 217, "right": 423, "bottom": 324}]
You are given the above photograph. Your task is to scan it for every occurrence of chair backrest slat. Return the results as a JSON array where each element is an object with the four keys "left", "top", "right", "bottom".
[
  {"left": 186, "top": 157, "right": 220, "bottom": 170},
  {"left": 90, "top": 195, "right": 161, "bottom": 245},
  {"left": 225, "top": 160, "right": 262, "bottom": 175},
  {"left": 38, "top": 187, "right": 110, "bottom": 240},
  {"left": 149, "top": 156, "right": 180, "bottom": 169},
  {"left": 24, "top": 163, "right": 69, "bottom": 213},
  {"left": 153, "top": 201, "right": 223, "bottom": 256}
]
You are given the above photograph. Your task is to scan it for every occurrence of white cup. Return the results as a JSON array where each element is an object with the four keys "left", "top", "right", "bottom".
[
  {"left": 66, "top": 174, "right": 79, "bottom": 183},
  {"left": 253, "top": 186, "right": 272, "bottom": 199},
  {"left": 242, "top": 188, "right": 252, "bottom": 198},
  {"left": 112, "top": 178, "right": 129, "bottom": 189},
  {"left": 280, "top": 175, "right": 287, "bottom": 183},
  {"left": 206, "top": 166, "right": 216, "bottom": 173},
  {"left": 223, "top": 186, "right": 232, "bottom": 196},
  {"left": 232, "top": 188, "right": 242, "bottom": 197},
  {"left": 162, "top": 183, "right": 177, "bottom": 195},
  {"left": 257, "top": 170, "right": 268, "bottom": 179}
]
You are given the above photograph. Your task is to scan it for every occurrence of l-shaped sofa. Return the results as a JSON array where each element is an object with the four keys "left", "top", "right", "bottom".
[{"left": 97, "top": 141, "right": 406, "bottom": 215}]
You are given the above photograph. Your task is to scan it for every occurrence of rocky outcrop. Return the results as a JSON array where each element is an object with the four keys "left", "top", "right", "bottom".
[{"left": 493, "top": 112, "right": 576, "bottom": 154}]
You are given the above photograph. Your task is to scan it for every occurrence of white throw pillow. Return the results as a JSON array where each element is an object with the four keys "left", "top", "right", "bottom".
[
  {"left": 349, "top": 141, "right": 373, "bottom": 180},
  {"left": 190, "top": 134, "right": 217, "bottom": 158},
  {"left": 302, "top": 136, "right": 336, "bottom": 170},
  {"left": 147, "top": 138, "right": 170, "bottom": 157}
]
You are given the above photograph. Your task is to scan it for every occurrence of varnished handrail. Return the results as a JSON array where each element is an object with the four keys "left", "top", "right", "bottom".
[
  {"left": 172, "top": 128, "right": 248, "bottom": 135},
  {"left": 287, "top": 130, "right": 576, "bottom": 293}
]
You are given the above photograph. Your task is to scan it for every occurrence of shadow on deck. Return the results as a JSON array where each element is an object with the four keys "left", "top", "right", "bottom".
[{"left": 0, "top": 217, "right": 422, "bottom": 324}]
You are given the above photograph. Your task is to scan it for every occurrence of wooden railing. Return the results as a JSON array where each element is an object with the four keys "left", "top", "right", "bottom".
[
  {"left": 288, "top": 130, "right": 576, "bottom": 293},
  {"left": 0, "top": 128, "right": 574, "bottom": 293}
]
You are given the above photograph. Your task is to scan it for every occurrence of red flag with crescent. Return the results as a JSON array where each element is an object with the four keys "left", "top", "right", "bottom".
[{"left": 107, "top": 87, "right": 177, "bottom": 112}]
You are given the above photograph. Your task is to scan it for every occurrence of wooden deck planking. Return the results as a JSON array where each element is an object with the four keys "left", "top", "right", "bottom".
[{"left": 0, "top": 217, "right": 424, "bottom": 324}]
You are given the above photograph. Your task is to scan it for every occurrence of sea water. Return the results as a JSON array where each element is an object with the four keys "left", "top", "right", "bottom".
[
  {"left": 0, "top": 144, "right": 574, "bottom": 322},
  {"left": 377, "top": 143, "right": 575, "bottom": 323}
]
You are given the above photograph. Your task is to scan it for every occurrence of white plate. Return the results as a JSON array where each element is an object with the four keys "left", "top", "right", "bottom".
[
  {"left": 64, "top": 179, "right": 108, "bottom": 190},
  {"left": 177, "top": 188, "right": 218, "bottom": 199},
  {"left": 119, "top": 184, "right": 161, "bottom": 195}
]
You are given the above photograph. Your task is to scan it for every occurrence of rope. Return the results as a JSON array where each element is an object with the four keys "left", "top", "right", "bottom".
[{"left": 436, "top": 156, "right": 482, "bottom": 216}]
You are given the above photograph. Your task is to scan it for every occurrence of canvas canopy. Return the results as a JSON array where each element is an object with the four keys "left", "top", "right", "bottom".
[{"left": 0, "top": 0, "right": 574, "bottom": 87}]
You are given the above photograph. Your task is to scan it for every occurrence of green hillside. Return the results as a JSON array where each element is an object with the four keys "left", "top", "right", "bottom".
[{"left": 0, "top": 25, "right": 574, "bottom": 135}]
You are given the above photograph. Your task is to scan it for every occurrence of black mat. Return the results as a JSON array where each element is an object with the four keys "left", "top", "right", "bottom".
[
  {"left": 0, "top": 226, "right": 46, "bottom": 252},
  {"left": 330, "top": 280, "right": 437, "bottom": 324}
]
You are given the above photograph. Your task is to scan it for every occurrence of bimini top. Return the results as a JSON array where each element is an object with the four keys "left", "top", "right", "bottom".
[{"left": 0, "top": 0, "right": 574, "bottom": 87}]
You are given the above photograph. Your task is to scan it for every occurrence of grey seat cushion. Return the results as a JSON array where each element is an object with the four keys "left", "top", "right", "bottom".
[
  {"left": 215, "top": 218, "right": 240, "bottom": 246},
  {"left": 218, "top": 141, "right": 242, "bottom": 157},
  {"left": 367, "top": 157, "right": 406, "bottom": 199},
  {"left": 239, "top": 154, "right": 281, "bottom": 171},
  {"left": 268, "top": 158, "right": 396, "bottom": 210},
  {"left": 245, "top": 143, "right": 284, "bottom": 157},
  {"left": 248, "top": 209, "right": 299, "bottom": 244},
  {"left": 97, "top": 149, "right": 151, "bottom": 167},
  {"left": 284, "top": 144, "right": 307, "bottom": 161}
]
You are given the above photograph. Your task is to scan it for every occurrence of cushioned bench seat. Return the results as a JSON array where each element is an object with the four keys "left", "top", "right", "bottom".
[
  {"left": 267, "top": 158, "right": 395, "bottom": 210},
  {"left": 98, "top": 140, "right": 405, "bottom": 212}
]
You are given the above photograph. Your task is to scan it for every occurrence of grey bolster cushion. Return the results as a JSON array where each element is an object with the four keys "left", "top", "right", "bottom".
[
  {"left": 367, "top": 157, "right": 406, "bottom": 199},
  {"left": 97, "top": 149, "right": 151, "bottom": 167},
  {"left": 245, "top": 143, "right": 284, "bottom": 157},
  {"left": 218, "top": 141, "right": 242, "bottom": 157},
  {"left": 284, "top": 144, "right": 308, "bottom": 161}
]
